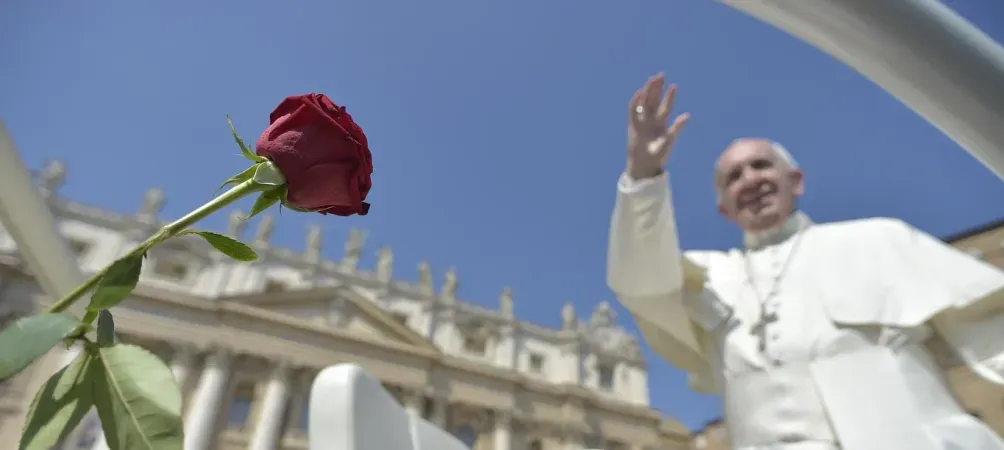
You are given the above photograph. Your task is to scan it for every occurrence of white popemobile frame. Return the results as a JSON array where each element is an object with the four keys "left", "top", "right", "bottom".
[{"left": 0, "top": 0, "right": 1002, "bottom": 449}]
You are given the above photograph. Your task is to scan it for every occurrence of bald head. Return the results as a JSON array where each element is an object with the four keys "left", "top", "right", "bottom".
[
  {"left": 715, "top": 138, "right": 798, "bottom": 182},
  {"left": 714, "top": 138, "right": 805, "bottom": 232}
]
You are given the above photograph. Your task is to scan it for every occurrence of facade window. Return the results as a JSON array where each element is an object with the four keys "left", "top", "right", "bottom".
[
  {"left": 585, "top": 435, "right": 604, "bottom": 449},
  {"left": 598, "top": 363, "right": 615, "bottom": 391},
  {"left": 391, "top": 311, "right": 409, "bottom": 326},
  {"left": 528, "top": 439, "right": 543, "bottom": 450},
  {"left": 462, "top": 335, "right": 487, "bottom": 355},
  {"left": 264, "top": 279, "right": 288, "bottom": 293},
  {"left": 528, "top": 352, "right": 545, "bottom": 373},
  {"left": 422, "top": 396, "right": 435, "bottom": 419},
  {"left": 453, "top": 425, "right": 478, "bottom": 449},
  {"left": 153, "top": 259, "right": 190, "bottom": 281},
  {"left": 227, "top": 379, "right": 256, "bottom": 429},
  {"left": 66, "top": 238, "right": 91, "bottom": 257}
]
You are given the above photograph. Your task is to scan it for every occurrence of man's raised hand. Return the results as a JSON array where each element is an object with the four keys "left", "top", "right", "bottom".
[{"left": 627, "top": 74, "right": 691, "bottom": 180}]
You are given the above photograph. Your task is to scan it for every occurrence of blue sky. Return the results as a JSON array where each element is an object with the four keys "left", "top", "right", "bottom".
[{"left": 2, "top": 0, "right": 1003, "bottom": 430}]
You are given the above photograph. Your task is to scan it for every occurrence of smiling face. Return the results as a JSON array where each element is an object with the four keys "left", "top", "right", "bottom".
[{"left": 715, "top": 139, "right": 804, "bottom": 232}]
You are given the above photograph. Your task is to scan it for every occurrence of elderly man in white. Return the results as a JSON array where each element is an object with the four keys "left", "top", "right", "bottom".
[{"left": 607, "top": 74, "right": 1004, "bottom": 450}]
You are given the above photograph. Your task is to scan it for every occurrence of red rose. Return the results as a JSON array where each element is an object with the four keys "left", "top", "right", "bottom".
[{"left": 256, "top": 93, "right": 373, "bottom": 216}]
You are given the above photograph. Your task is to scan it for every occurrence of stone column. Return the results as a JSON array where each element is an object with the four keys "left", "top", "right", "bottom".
[
  {"left": 401, "top": 387, "right": 424, "bottom": 418},
  {"left": 170, "top": 344, "right": 197, "bottom": 395},
  {"left": 493, "top": 411, "right": 513, "bottom": 450},
  {"left": 494, "top": 326, "right": 517, "bottom": 370},
  {"left": 184, "top": 348, "right": 233, "bottom": 450},
  {"left": 563, "top": 427, "right": 585, "bottom": 450},
  {"left": 248, "top": 361, "right": 292, "bottom": 450},
  {"left": 430, "top": 396, "right": 448, "bottom": 427}
]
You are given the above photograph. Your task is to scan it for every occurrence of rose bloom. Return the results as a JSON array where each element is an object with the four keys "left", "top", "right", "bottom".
[{"left": 256, "top": 94, "right": 373, "bottom": 216}]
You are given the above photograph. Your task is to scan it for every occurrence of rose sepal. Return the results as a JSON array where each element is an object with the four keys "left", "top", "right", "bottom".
[
  {"left": 227, "top": 114, "right": 266, "bottom": 164},
  {"left": 251, "top": 160, "right": 286, "bottom": 186}
]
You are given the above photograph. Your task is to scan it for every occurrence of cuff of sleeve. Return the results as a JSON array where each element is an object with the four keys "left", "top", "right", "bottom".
[{"left": 617, "top": 171, "right": 669, "bottom": 196}]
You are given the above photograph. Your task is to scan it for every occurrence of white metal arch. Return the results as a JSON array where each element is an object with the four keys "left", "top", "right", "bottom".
[{"left": 720, "top": 0, "right": 1004, "bottom": 181}]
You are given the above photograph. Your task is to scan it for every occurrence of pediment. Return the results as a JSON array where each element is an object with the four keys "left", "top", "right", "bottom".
[{"left": 222, "top": 286, "right": 436, "bottom": 352}]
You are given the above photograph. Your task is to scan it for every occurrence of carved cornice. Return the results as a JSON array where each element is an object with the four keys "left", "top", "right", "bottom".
[{"left": 203, "top": 345, "right": 235, "bottom": 369}]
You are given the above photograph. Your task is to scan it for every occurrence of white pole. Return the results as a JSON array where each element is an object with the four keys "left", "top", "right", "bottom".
[
  {"left": 0, "top": 120, "right": 86, "bottom": 298},
  {"left": 719, "top": 0, "right": 1004, "bottom": 181},
  {"left": 0, "top": 120, "right": 89, "bottom": 449}
]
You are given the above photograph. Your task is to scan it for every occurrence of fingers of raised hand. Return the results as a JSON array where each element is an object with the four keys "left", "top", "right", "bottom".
[
  {"left": 666, "top": 113, "right": 691, "bottom": 143},
  {"left": 629, "top": 89, "right": 645, "bottom": 127},
  {"left": 656, "top": 84, "right": 678, "bottom": 123},
  {"left": 642, "top": 74, "right": 665, "bottom": 113},
  {"left": 630, "top": 74, "right": 690, "bottom": 139},
  {"left": 669, "top": 113, "right": 690, "bottom": 134}
]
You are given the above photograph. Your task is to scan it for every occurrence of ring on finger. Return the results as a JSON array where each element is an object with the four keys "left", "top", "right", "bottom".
[{"left": 635, "top": 105, "right": 645, "bottom": 115}]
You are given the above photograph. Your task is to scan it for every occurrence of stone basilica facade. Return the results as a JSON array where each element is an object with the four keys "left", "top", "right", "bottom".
[{"left": 0, "top": 161, "right": 692, "bottom": 450}]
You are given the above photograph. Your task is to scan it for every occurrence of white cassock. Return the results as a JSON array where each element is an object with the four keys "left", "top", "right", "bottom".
[{"left": 607, "top": 172, "right": 1004, "bottom": 450}]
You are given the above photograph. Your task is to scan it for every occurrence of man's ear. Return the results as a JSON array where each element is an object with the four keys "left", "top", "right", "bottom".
[
  {"left": 717, "top": 201, "right": 728, "bottom": 217},
  {"left": 790, "top": 169, "right": 805, "bottom": 196}
]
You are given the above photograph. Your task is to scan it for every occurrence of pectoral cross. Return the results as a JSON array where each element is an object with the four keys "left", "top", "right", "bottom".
[{"left": 749, "top": 310, "right": 779, "bottom": 353}]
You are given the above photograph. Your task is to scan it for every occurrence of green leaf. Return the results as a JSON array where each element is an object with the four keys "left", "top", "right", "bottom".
[
  {"left": 247, "top": 189, "right": 281, "bottom": 221},
  {"left": 96, "top": 310, "right": 116, "bottom": 347},
  {"left": 181, "top": 230, "right": 258, "bottom": 262},
  {"left": 91, "top": 344, "right": 183, "bottom": 450},
  {"left": 0, "top": 314, "right": 82, "bottom": 381},
  {"left": 227, "top": 115, "right": 266, "bottom": 164},
  {"left": 19, "top": 353, "right": 96, "bottom": 450},
  {"left": 251, "top": 160, "right": 287, "bottom": 187},
  {"left": 216, "top": 164, "right": 258, "bottom": 192},
  {"left": 87, "top": 255, "right": 143, "bottom": 312}
]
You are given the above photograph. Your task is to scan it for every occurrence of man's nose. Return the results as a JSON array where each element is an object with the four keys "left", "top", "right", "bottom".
[{"left": 739, "top": 167, "right": 763, "bottom": 185}]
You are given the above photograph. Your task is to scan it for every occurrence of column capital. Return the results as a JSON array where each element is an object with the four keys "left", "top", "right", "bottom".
[
  {"left": 268, "top": 359, "right": 293, "bottom": 384},
  {"left": 202, "top": 345, "right": 234, "bottom": 369},
  {"left": 171, "top": 341, "right": 198, "bottom": 359},
  {"left": 399, "top": 383, "right": 433, "bottom": 398},
  {"left": 429, "top": 394, "right": 449, "bottom": 427},
  {"left": 494, "top": 409, "right": 513, "bottom": 427},
  {"left": 296, "top": 369, "right": 317, "bottom": 387}
]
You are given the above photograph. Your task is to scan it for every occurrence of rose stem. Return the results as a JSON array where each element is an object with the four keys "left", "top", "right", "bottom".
[{"left": 46, "top": 179, "right": 263, "bottom": 314}]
